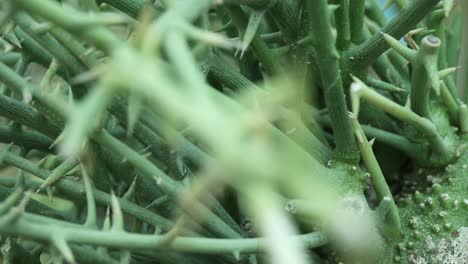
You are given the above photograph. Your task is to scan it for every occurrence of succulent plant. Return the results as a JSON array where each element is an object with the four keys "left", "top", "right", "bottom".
[{"left": 0, "top": 0, "right": 466, "bottom": 263}]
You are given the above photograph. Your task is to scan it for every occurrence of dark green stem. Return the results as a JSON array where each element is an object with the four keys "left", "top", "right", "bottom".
[{"left": 305, "top": 0, "right": 359, "bottom": 162}]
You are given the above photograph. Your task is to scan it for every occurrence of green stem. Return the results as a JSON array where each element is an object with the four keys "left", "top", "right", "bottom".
[
  {"left": 0, "top": 124, "right": 53, "bottom": 152},
  {"left": 334, "top": 0, "right": 351, "bottom": 50},
  {"left": 349, "top": 0, "right": 366, "bottom": 44},
  {"left": 0, "top": 212, "right": 326, "bottom": 254},
  {"left": 410, "top": 35, "right": 440, "bottom": 120},
  {"left": 305, "top": 0, "right": 358, "bottom": 162},
  {"left": 343, "top": 0, "right": 440, "bottom": 75},
  {"left": 462, "top": 0, "right": 468, "bottom": 102},
  {"left": 351, "top": 80, "right": 452, "bottom": 162},
  {"left": 351, "top": 118, "right": 401, "bottom": 240}
]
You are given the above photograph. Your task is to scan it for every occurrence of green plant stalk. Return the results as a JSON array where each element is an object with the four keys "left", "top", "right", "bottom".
[
  {"left": 97, "top": 0, "right": 148, "bottom": 18},
  {"left": 0, "top": 210, "right": 326, "bottom": 254},
  {"left": 268, "top": 0, "right": 300, "bottom": 42},
  {"left": 426, "top": 10, "right": 459, "bottom": 99},
  {"left": 0, "top": 94, "right": 60, "bottom": 139},
  {"left": 349, "top": 0, "right": 366, "bottom": 44},
  {"left": 351, "top": 80, "right": 452, "bottom": 162},
  {"left": 343, "top": 0, "right": 441, "bottom": 76},
  {"left": 0, "top": 52, "right": 21, "bottom": 66},
  {"left": 334, "top": 0, "right": 351, "bottom": 50},
  {"left": 462, "top": 0, "right": 468, "bottom": 102},
  {"left": 11, "top": 27, "right": 60, "bottom": 75},
  {"left": 351, "top": 119, "right": 401, "bottom": 240},
  {"left": 312, "top": 113, "right": 419, "bottom": 160},
  {"left": 445, "top": 8, "right": 462, "bottom": 70},
  {"left": 365, "top": 30, "right": 409, "bottom": 86},
  {"left": 305, "top": 0, "right": 358, "bottom": 162},
  {"left": 410, "top": 35, "right": 440, "bottom": 120},
  {"left": 0, "top": 124, "right": 53, "bottom": 152},
  {"left": 440, "top": 81, "right": 459, "bottom": 123},
  {"left": 0, "top": 186, "right": 72, "bottom": 221},
  {"left": 14, "top": 13, "right": 87, "bottom": 76},
  {"left": 221, "top": 0, "right": 275, "bottom": 8}
]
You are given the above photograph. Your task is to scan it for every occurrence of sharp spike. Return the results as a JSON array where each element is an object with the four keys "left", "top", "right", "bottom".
[
  {"left": 37, "top": 158, "right": 78, "bottom": 192},
  {"left": 81, "top": 163, "right": 97, "bottom": 229},
  {"left": 52, "top": 236, "right": 76, "bottom": 264},
  {"left": 122, "top": 177, "right": 137, "bottom": 201},
  {"left": 110, "top": 192, "right": 124, "bottom": 231},
  {"left": 381, "top": 32, "right": 416, "bottom": 61},
  {"left": 240, "top": 10, "right": 266, "bottom": 58}
]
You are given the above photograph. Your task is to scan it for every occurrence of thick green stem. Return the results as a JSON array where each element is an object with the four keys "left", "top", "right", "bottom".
[{"left": 305, "top": 0, "right": 358, "bottom": 162}]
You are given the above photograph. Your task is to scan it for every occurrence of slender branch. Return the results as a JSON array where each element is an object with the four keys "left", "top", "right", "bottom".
[
  {"left": 0, "top": 212, "right": 326, "bottom": 254},
  {"left": 0, "top": 125, "right": 53, "bottom": 152},
  {"left": 351, "top": 118, "right": 401, "bottom": 240}
]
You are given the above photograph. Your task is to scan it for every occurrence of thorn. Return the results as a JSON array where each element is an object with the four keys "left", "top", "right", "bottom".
[
  {"left": 81, "top": 163, "right": 97, "bottom": 229},
  {"left": 102, "top": 207, "right": 111, "bottom": 231},
  {"left": 145, "top": 195, "right": 169, "bottom": 209},
  {"left": 37, "top": 158, "right": 78, "bottom": 192},
  {"left": 233, "top": 250, "right": 241, "bottom": 261},
  {"left": 127, "top": 92, "right": 143, "bottom": 137},
  {"left": 49, "top": 133, "right": 65, "bottom": 150},
  {"left": 240, "top": 10, "right": 266, "bottom": 58},
  {"left": 122, "top": 177, "right": 137, "bottom": 201},
  {"left": 110, "top": 192, "right": 124, "bottom": 231},
  {"left": 52, "top": 236, "right": 76, "bottom": 264},
  {"left": 381, "top": 31, "right": 416, "bottom": 61}
]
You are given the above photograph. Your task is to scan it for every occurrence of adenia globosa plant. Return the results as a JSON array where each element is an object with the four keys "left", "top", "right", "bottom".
[{"left": 0, "top": 0, "right": 467, "bottom": 263}]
